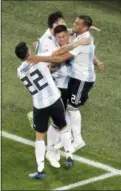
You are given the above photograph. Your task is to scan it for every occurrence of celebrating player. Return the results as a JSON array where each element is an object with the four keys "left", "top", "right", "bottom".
[{"left": 15, "top": 42, "right": 74, "bottom": 180}]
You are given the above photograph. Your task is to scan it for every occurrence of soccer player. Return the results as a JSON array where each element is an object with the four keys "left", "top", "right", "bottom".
[
  {"left": 27, "top": 15, "right": 104, "bottom": 154},
  {"left": 47, "top": 24, "right": 104, "bottom": 156},
  {"left": 42, "top": 26, "right": 91, "bottom": 167},
  {"left": 15, "top": 42, "right": 74, "bottom": 180},
  {"left": 34, "top": 11, "right": 66, "bottom": 54},
  {"left": 46, "top": 25, "right": 73, "bottom": 166}
]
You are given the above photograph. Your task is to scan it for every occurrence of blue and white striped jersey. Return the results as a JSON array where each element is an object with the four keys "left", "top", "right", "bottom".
[
  {"left": 69, "top": 31, "right": 96, "bottom": 82},
  {"left": 17, "top": 61, "right": 61, "bottom": 109},
  {"left": 52, "top": 59, "right": 73, "bottom": 89},
  {"left": 36, "top": 29, "right": 57, "bottom": 54}
]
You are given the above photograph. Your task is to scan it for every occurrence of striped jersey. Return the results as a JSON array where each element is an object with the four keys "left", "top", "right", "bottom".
[
  {"left": 36, "top": 29, "right": 57, "bottom": 54},
  {"left": 52, "top": 59, "right": 73, "bottom": 89},
  {"left": 69, "top": 31, "right": 96, "bottom": 82},
  {"left": 17, "top": 60, "right": 60, "bottom": 109}
]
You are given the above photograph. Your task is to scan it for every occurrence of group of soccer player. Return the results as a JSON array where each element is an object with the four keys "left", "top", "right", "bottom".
[{"left": 15, "top": 11, "right": 104, "bottom": 179}]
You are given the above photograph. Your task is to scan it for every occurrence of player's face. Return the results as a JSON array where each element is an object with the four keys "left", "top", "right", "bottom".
[
  {"left": 73, "top": 17, "right": 87, "bottom": 34},
  {"left": 55, "top": 31, "right": 69, "bottom": 46},
  {"left": 53, "top": 18, "right": 66, "bottom": 29}
]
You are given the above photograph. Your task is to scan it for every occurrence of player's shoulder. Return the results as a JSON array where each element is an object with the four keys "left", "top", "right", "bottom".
[
  {"left": 17, "top": 61, "right": 30, "bottom": 77},
  {"left": 40, "top": 29, "right": 53, "bottom": 42}
]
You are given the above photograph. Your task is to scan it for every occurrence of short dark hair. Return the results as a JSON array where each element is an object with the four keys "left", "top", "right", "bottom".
[
  {"left": 54, "top": 25, "right": 68, "bottom": 35},
  {"left": 48, "top": 11, "right": 64, "bottom": 29},
  {"left": 78, "top": 15, "right": 92, "bottom": 28},
  {"left": 15, "top": 42, "right": 28, "bottom": 60}
]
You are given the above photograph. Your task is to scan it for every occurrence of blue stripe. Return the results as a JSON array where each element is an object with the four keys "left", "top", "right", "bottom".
[{"left": 88, "top": 44, "right": 94, "bottom": 81}]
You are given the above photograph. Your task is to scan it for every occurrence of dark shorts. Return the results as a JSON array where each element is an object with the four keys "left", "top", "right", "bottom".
[
  {"left": 68, "top": 78, "right": 94, "bottom": 108},
  {"left": 33, "top": 98, "right": 67, "bottom": 133},
  {"left": 59, "top": 88, "right": 69, "bottom": 110}
]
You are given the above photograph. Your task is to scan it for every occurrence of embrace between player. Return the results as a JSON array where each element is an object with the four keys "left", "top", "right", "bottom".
[{"left": 15, "top": 11, "right": 104, "bottom": 180}]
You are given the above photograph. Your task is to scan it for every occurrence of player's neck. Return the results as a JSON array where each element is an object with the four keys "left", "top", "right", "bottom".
[{"left": 22, "top": 55, "right": 29, "bottom": 62}]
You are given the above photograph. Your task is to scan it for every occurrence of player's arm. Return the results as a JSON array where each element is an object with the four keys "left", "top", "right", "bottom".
[
  {"left": 27, "top": 53, "right": 73, "bottom": 64},
  {"left": 94, "top": 56, "right": 104, "bottom": 71},
  {"left": 52, "top": 37, "right": 90, "bottom": 56},
  {"left": 90, "top": 26, "right": 101, "bottom": 32},
  {"left": 27, "top": 42, "right": 86, "bottom": 64},
  {"left": 32, "top": 38, "right": 40, "bottom": 49}
]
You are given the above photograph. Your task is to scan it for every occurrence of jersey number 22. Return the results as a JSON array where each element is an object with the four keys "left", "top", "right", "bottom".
[{"left": 21, "top": 69, "right": 48, "bottom": 95}]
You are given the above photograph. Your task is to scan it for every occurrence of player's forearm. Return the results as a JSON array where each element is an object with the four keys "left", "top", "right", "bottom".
[
  {"left": 90, "top": 26, "right": 101, "bottom": 32},
  {"left": 27, "top": 55, "right": 68, "bottom": 64},
  {"left": 52, "top": 38, "right": 90, "bottom": 56},
  {"left": 48, "top": 55, "right": 67, "bottom": 63}
]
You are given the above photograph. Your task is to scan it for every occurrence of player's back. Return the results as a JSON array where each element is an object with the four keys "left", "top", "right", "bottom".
[{"left": 17, "top": 61, "right": 60, "bottom": 109}]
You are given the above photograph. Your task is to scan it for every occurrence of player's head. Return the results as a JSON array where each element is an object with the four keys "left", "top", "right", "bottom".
[
  {"left": 54, "top": 25, "right": 69, "bottom": 46},
  {"left": 48, "top": 11, "right": 66, "bottom": 30},
  {"left": 15, "top": 42, "right": 31, "bottom": 60},
  {"left": 73, "top": 15, "right": 92, "bottom": 34}
]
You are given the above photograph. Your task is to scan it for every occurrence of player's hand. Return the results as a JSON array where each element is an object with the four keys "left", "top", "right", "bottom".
[
  {"left": 32, "top": 41, "right": 37, "bottom": 49},
  {"left": 90, "top": 26, "right": 101, "bottom": 32},
  {"left": 49, "top": 66, "right": 57, "bottom": 73},
  {"left": 27, "top": 55, "right": 40, "bottom": 64},
  {"left": 32, "top": 39, "right": 39, "bottom": 49},
  {"left": 32, "top": 41, "right": 38, "bottom": 49},
  {"left": 97, "top": 62, "right": 104, "bottom": 71},
  {"left": 49, "top": 63, "right": 57, "bottom": 73}
]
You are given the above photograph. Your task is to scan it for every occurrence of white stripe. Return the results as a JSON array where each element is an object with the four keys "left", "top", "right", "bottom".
[
  {"left": 2, "top": 131, "right": 35, "bottom": 147},
  {"left": 60, "top": 151, "right": 121, "bottom": 174},
  {"left": 2, "top": 131, "right": 121, "bottom": 191},
  {"left": 60, "top": 98, "right": 66, "bottom": 113},
  {"left": 75, "top": 81, "right": 85, "bottom": 105},
  {"left": 2, "top": 131, "right": 121, "bottom": 174},
  {"left": 53, "top": 172, "right": 117, "bottom": 190}
]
